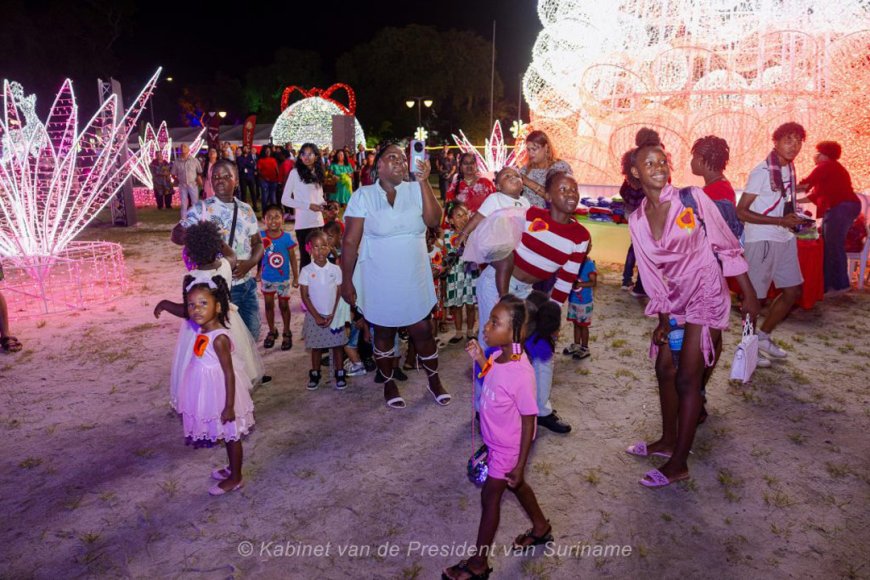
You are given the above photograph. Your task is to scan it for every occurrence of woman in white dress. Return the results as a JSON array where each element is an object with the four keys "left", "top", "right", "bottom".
[{"left": 340, "top": 143, "right": 451, "bottom": 409}]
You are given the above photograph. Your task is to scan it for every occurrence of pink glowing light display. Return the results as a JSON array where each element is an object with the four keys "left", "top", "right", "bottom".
[
  {"left": 524, "top": 1, "right": 870, "bottom": 188},
  {"left": 452, "top": 122, "right": 521, "bottom": 178},
  {"left": 0, "top": 70, "right": 161, "bottom": 314}
]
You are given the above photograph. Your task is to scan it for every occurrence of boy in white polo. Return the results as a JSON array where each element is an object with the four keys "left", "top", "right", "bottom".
[{"left": 737, "top": 122, "right": 809, "bottom": 360}]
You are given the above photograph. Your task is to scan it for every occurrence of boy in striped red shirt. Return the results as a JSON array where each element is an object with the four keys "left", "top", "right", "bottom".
[{"left": 476, "top": 170, "right": 590, "bottom": 433}]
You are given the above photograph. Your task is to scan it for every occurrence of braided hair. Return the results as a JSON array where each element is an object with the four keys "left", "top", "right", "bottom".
[
  {"left": 497, "top": 294, "right": 530, "bottom": 349},
  {"left": 182, "top": 274, "right": 232, "bottom": 328},
  {"left": 691, "top": 135, "right": 730, "bottom": 172}
]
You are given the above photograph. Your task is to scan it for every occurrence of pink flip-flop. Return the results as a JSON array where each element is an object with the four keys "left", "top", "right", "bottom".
[
  {"left": 639, "top": 469, "right": 689, "bottom": 488},
  {"left": 211, "top": 466, "right": 231, "bottom": 481},
  {"left": 625, "top": 441, "right": 672, "bottom": 459},
  {"left": 209, "top": 481, "right": 244, "bottom": 496}
]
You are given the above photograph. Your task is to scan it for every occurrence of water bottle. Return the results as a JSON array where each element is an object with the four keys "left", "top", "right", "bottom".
[{"left": 668, "top": 318, "right": 684, "bottom": 368}]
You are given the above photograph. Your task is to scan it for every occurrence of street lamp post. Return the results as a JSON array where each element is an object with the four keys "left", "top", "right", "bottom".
[{"left": 405, "top": 97, "right": 433, "bottom": 129}]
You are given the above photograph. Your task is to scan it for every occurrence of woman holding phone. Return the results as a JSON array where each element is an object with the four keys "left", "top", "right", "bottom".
[{"left": 340, "top": 143, "right": 451, "bottom": 409}]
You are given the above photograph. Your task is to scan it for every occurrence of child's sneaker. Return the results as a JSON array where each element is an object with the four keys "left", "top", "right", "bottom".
[
  {"left": 573, "top": 346, "right": 591, "bottom": 360},
  {"left": 307, "top": 370, "right": 321, "bottom": 390},
  {"left": 334, "top": 369, "right": 348, "bottom": 390},
  {"left": 562, "top": 343, "right": 581, "bottom": 356},
  {"left": 344, "top": 360, "right": 366, "bottom": 377}
]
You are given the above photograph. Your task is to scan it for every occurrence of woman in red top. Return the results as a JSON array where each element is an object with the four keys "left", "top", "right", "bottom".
[
  {"left": 446, "top": 152, "right": 496, "bottom": 214},
  {"left": 257, "top": 145, "right": 281, "bottom": 211},
  {"left": 797, "top": 141, "right": 862, "bottom": 293}
]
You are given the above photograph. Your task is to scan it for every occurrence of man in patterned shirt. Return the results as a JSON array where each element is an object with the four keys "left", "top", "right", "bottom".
[{"left": 171, "top": 159, "right": 264, "bottom": 341}]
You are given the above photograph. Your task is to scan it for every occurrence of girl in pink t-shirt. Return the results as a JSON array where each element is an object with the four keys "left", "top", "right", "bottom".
[{"left": 442, "top": 295, "right": 551, "bottom": 580}]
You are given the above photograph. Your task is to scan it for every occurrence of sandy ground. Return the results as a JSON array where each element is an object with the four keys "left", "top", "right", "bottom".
[{"left": 1, "top": 208, "right": 868, "bottom": 579}]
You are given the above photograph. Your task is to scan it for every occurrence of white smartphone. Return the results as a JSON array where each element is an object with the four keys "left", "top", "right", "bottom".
[{"left": 409, "top": 139, "right": 426, "bottom": 181}]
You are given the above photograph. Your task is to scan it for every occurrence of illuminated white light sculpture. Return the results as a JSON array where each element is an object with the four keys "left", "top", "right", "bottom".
[
  {"left": 271, "top": 84, "right": 365, "bottom": 150},
  {"left": 130, "top": 123, "right": 204, "bottom": 208},
  {"left": 452, "top": 122, "right": 520, "bottom": 178},
  {"left": 0, "top": 70, "right": 160, "bottom": 314},
  {"left": 0, "top": 82, "right": 46, "bottom": 162},
  {"left": 525, "top": 1, "right": 870, "bottom": 188}
]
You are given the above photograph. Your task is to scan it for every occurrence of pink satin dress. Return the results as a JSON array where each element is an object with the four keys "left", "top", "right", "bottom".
[{"left": 628, "top": 185, "right": 748, "bottom": 366}]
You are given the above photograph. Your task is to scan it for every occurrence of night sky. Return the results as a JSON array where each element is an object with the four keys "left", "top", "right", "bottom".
[{"left": 113, "top": 0, "right": 539, "bottom": 114}]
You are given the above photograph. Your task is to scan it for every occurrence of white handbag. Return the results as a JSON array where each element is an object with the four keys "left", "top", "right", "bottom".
[{"left": 730, "top": 316, "right": 758, "bottom": 383}]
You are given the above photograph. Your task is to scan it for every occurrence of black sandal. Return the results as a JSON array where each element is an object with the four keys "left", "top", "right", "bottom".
[
  {"left": 263, "top": 329, "right": 279, "bottom": 349},
  {"left": 512, "top": 522, "right": 553, "bottom": 550},
  {"left": 441, "top": 560, "right": 492, "bottom": 580},
  {"left": 281, "top": 331, "right": 293, "bottom": 351},
  {"left": 1, "top": 336, "right": 22, "bottom": 353}
]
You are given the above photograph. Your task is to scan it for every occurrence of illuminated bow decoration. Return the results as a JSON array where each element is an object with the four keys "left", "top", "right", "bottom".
[{"left": 280, "top": 83, "right": 357, "bottom": 115}]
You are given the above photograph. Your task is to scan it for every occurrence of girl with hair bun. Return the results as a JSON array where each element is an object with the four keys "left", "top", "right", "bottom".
[{"left": 623, "top": 129, "right": 760, "bottom": 488}]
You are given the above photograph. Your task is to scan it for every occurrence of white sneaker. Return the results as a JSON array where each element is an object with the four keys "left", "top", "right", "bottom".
[
  {"left": 621, "top": 284, "right": 632, "bottom": 291},
  {"left": 758, "top": 337, "right": 788, "bottom": 359},
  {"left": 756, "top": 355, "right": 771, "bottom": 368},
  {"left": 562, "top": 343, "right": 581, "bottom": 356},
  {"left": 344, "top": 361, "right": 366, "bottom": 376}
]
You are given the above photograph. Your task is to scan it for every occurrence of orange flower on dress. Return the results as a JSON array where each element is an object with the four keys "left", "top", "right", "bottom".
[
  {"left": 676, "top": 207, "right": 696, "bottom": 232},
  {"left": 449, "top": 233, "right": 461, "bottom": 248},
  {"left": 432, "top": 252, "right": 443, "bottom": 266},
  {"left": 193, "top": 334, "right": 209, "bottom": 357},
  {"left": 528, "top": 218, "right": 549, "bottom": 233}
]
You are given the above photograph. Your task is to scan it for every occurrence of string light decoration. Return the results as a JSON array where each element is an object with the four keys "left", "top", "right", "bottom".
[
  {"left": 0, "top": 70, "right": 161, "bottom": 314},
  {"left": 130, "top": 124, "right": 204, "bottom": 207},
  {"left": 524, "top": 1, "right": 870, "bottom": 189},
  {"left": 452, "top": 122, "right": 520, "bottom": 178},
  {"left": 271, "top": 84, "right": 365, "bottom": 149}
]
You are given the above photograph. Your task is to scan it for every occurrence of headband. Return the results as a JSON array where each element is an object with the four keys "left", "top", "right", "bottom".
[{"left": 185, "top": 273, "right": 219, "bottom": 292}]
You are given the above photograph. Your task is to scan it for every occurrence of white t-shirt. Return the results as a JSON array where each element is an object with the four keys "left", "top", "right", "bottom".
[
  {"left": 281, "top": 169, "right": 325, "bottom": 230},
  {"left": 299, "top": 262, "right": 342, "bottom": 316},
  {"left": 743, "top": 161, "right": 795, "bottom": 243},
  {"left": 476, "top": 192, "right": 532, "bottom": 217}
]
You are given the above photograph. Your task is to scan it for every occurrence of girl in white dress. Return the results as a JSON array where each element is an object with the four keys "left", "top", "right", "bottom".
[
  {"left": 155, "top": 221, "right": 264, "bottom": 411},
  {"left": 177, "top": 273, "right": 254, "bottom": 495}
]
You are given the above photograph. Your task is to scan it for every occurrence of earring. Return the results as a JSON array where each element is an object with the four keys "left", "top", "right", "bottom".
[{"left": 511, "top": 342, "right": 522, "bottom": 361}]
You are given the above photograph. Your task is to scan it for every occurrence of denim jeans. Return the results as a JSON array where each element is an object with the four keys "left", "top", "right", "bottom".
[
  {"left": 532, "top": 355, "right": 554, "bottom": 417},
  {"left": 259, "top": 180, "right": 278, "bottom": 209},
  {"left": 178, "top": 184, "right": 199, "bottom": 218},
  {"left": 823, "top": 201, "right": 862, "bottom": 291},
  {"left": 231, "top": 278, "right": 261, "bottom": 341}
]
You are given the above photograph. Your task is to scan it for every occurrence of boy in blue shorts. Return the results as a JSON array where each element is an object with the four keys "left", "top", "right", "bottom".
[
  {"left": 563, "top": 254, "right": 597, "bottom": 360},
  {"left": 260, "top": 204, "right": 300, "bottom": 350}
]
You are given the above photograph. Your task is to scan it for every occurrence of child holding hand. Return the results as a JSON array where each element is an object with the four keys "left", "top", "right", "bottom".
[
  {"left": 442, "top": 294, "right": 552, "bottom": 580},
  {"left": 176, "top": 274, "right": 255, "bottom": 496}
]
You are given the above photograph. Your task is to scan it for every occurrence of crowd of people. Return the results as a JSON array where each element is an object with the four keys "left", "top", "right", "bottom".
[
  {"left": 148, "top": 141, "right": 374, "bottom": 218},
  {"left": 147, "top": 122, "right": 863, "bottom": 578}
]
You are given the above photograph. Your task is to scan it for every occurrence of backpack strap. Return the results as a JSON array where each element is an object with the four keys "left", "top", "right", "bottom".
[{"left": 678, "top": 186, "right": 707, "bottom": 235}]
